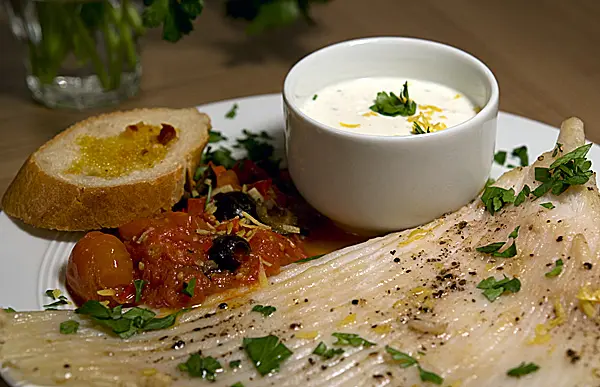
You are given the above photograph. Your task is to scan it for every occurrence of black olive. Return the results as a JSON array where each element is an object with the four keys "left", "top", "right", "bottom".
[
  {"left": 207, "top": 235, "right": 251, "bottom": 272},
  {"left": 213, "top": 191, "right": 257, "bottom": 221}
]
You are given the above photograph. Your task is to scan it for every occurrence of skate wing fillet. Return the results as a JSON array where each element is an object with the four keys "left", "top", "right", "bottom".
[{"left": 2, "top": 117, "right": 600, "bottom": 387}]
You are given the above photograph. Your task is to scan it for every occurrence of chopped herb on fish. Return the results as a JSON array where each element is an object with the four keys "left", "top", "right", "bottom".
[
  {"left": 481, "top": 186, "right": 515, "bottom": 215},
  {"left": 225, "top": 103, "right": 239, "bottom": 119},
  {"left": 3, "top": 307, "right": 16, "bottom": 313},
  {"left": 477, "top": 275, "right": 521, "bottom": 302},
  {"left": 512, "top": 146, "right": 529, "bottom": 166},
  {"left": 494, "top": 151, "right": 507, "bottom": 165},
  {"left": 43, "top": 289, "right": 69, "bottom": 309},
  {"left": 545, "top": 259, "right": 564, "bottom": 278},
  {"left": 229, "top": 360, "right": 241, "bottom": 369},
  {"left": 332, "top": 332, "right": 375, "bottom": 347},
  {"left": 418, "top": 366, "right": 444, "bottom": 385},
  {"left": 251, "top": 305, "right": 276, "bottom": 317},
  {"left": 231, "top": 383, "right": 244, "bottom": 387},
  {"left": 514, "top": 185, "right": 531, "bottom": 206},
  {"left": 296, "top": 254, "right": 325, "bottom": 263},
  {"left": 507, "top": 362, "right": 540, "bottom": 378},
  {"left": 313, "top": 342, "right": 345, "bottom": 359},
  {"left": 243, "top": 335, "right": 293, "bottom": 376},
  {"left": 134, "top": 279, "right": 146, "bottom": 303},
  {"left": 59, "top": 320, "right": 79, "bottom": 334},
  {"left": 182, "top": 278, "right": 197, "bottom": 297},
  {"left": 177, "top": 354, "right": 222, "bottom": 381},
  {"left": 476, "top": 226, "right": 520, "bottom": 258},
  {"left": 208, "top": 130, "right": 228, "bottom": 143},
  {"left": 385, "top": 346, "right": 443, "bottom": 384},
  {"left": 540, "top": 202, "right": 555, "bottom": 209},
  {"left": 552, "top": 142, "right": 563, "bottom": 158}
]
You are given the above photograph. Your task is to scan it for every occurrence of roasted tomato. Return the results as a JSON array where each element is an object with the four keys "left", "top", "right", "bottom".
[{"left": 66, "top": 231, "right": 134, "bottom": 304}]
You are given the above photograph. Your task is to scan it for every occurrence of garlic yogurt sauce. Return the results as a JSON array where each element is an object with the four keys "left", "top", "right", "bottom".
[{"left": 301, "top": 77, "right": 478, "bottom": 136}]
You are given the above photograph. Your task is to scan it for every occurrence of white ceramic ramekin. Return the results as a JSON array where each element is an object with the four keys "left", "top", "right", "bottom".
[{"left": 283, "top": 37, "right": 499, "bottom": 234}]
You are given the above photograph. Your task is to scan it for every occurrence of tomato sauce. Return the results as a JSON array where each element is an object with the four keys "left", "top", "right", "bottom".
[{"left": 66, "top": 160, "right": 364, "bottom": 309}]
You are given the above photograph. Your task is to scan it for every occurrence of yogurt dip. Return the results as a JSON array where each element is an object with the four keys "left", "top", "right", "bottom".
[{"left": 301, "top": 77, "right": 478, "bottom": 136}]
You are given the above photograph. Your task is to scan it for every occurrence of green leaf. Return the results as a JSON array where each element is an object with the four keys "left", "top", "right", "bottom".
[
  {"left": 514, "top": 185, "right": 530, "bottom": 206},
  {"left": 182, "top": 278, "right": 197, "bottom": 297},
  {"left": 231, "top": 383, "right": 244, "bottom": 387},
  {"left": 225, "top": 103, "right": 239, "bottom": 119},
  {"left": 59, "top": 320, "right": 79, "bottom": 334},
  {"left": 412, "top": 122, "right": 430, "bottom": 135},
  {"left": 251, "top": 305, "right": 276, "bottom": 317},
  {"left": 507, "top": 362, "right": 540, "bottom": 378},
  {"left": 369, "top": 83, "right": 417, "bottom": 117},
  {"left": 549, "top": 143, "right": 592, "bottom": 169},
  {"left": 540, "top": 202, "right": 555, "bottom": 209},
  {"left": 331, "top": 332, "right": 375, "bottom": 348},
  {"left": 246, "top": 0, "right": 300, "bottom": 35},
  {"left": 295, "top": 254, "right": 325, "bottom": 263},
  {"left": 122, "top": 307, "right": 156, "bottom": 323},
  {"left": 511, "top": 146, "right": 529, "bottom": 166},
  {"left": 508, "top": 226, "right": 520, "bottom": 239},
  {"left": 502, "top": 278, "right": 521, "bottom": 293},
  {"left": 534, "top": 167, "right": 551, "bottom": 183},
  {"left": 75, "top": 300, "right": 111, "bottom": 319},
  {"left": 485, "top": 178, "right": 496, "bottom": 188},
  {"left": 545, "top": 259, "right": 564, "bottom": 278},
  {"left": 552, "top": 142, "right": 563, "bottom": 157},
  {"left": 313, "top": 342, "right": 344, "bottom": 359},
  {"left": 143, "top": 0, "right": 203, "bottom": 42},
  {"left": 477, "top": 276, "right": 521, "bottom": 302},
  {"left": 134, "top": 279, "right": 146, "bottom": 303},
  {"left": 177, "top": 353, "right": 222, "bottom": 381},
  {"left": 475, "top": 242, "right": 505, "bottom": 254},
  {"left": 43, "top": 298, "right": 69, "bottom": 309},
  {"left": 202, "top": 146, "right": 237, "bottom": 169},
  {"left": 494, "top": 151, "right": 507, "bottom": 165},
  {"left": 480, "top": 186, "right": 515, "bottom": 215},
  {"left": 229, "top": 360, "right": 242, "bottom": 369},
  {"left": 243, "top": 335, "right": 293, "bottom": 376},
  {"left": 385, "top": 346, "right": 418, "bottom": 368},
  {"left": 312, "top": 94, "right": 318, "bottom": 100},
  {"left": 92, "top": 316, "right": 132, "bottom": 334},
  {"left": 482, "top": 287, "right": 504, "bottom": 302},
  {"left": 476, "top": 227, "right": 519, "bottom": 258},
  {"left": 418, "top": 366, "right": 444, "bottom": 384},
  {"left": 3, "top": 307, "right": 16, "bottom": 313},
  {"left": 140, "top": 312, "right": 180, "bottom": 331},
  {"left": 208, "top": 130, "right": 228, "bottom": 143}
]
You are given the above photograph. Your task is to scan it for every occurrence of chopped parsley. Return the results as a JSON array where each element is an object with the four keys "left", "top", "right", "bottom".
[
  {"left": 229, "top": 360, "right": 242, "bottom": 369},
  {"left": 369, "top": 82, "right": 417, "bottom": 117},
  {"left": 514, "top": 185, "right": 531, "bottom": 206},
  {"left": 182, "top": 278, "right": 197, "bottom": 297},
  {"left": 312, "top": 342, "right": 345, "bottom": 359},
  {"left": 477, "top": 275, "right": 521, "bottom": 302},
  {"left": 225, "top": 103, "right": 239, "bottom": 119},
  {"left": 75, "top": 300, "right": 183, "bottom": 339},
  {"left": 532, "top": 143, "right": 593, "bottom": 198},
  {"left": 385, "top": 346, "right": 443, "bottom": 385},
  {"left": 295, "top": 254, "right": 325, "bottom": 263},
  {"left": 545, "top": 259, "right": 564, "bottom": 278},
  {"left": 202, "top": 146, "right": 237, "bottom": 169},
  {"left": 312, "top": 94, "right": 318, "bottom": 100},
  {"left": 511, "top": 146, "right": 529, "bottom": 166},
  {"left": 412, "top": 122, "right": 430, "bottom": 135},
  {"left": 507, "top": 362, "right": 539, "bottom": 378},
  {"left": 134, "top": 279, "right": 146, "bottom": 303},
  {"left": 494, "top": 151, "right": 507, "bottom": 165},
  {"left": 3, "top": 307, "right": 16, "bottom": 313},
  {"left": 59, "top": 320, "right": 79, "bottom": 334},
  {"left": 476, "top": 226, "right": 520, "bottom": 258},
  {"left": 540, "top": 202, "right": 555, "bottom": 209},
  {"left": 480, "top": 186, "right": 515, "bottom": 215},
  {"left": 251, "top": 304, "right": 276, "bottom": 317},
  {"left": 44, "top": 289, "right": 69, "bottom": 309},
  {"left": 243, "top": 335, "right": 293, "bottom": 376},
  {"left": 231, "top": 383, "right": 244, "bottom": 387},
  {"left": 177, "top": 354, "right": 222, "bottom": 381},
  {"left": 331, "top": 332, "right": 375, "bottom": 347},
  {"left": 208, "top": 130, "right": 228, "bottom": 143},
  {"left": 552, "top": 142, "right": 563, "bottom": 158}
]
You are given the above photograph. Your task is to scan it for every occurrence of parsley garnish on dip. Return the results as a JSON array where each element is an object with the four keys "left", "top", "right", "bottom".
[{"left": 301, "top": 77, "right": 477, "bottom": 136}]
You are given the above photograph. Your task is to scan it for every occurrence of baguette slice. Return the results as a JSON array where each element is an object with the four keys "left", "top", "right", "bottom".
[{"left": 1, "top": 108, "right": 210, "bottom": 231}]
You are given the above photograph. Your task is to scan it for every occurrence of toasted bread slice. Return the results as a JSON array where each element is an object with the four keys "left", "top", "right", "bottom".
[{"left": 1, "top": 108, "right": 210, "bottom": 231}]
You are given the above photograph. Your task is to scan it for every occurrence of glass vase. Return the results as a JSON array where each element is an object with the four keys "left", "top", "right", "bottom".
[{"left": 4, "top": 0, "right": 143, "bottom": 109}]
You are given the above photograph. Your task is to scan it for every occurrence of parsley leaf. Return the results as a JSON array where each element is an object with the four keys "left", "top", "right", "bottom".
[
  {"left": 480, "top": 186, "right": 515, "bottom": 215},
  {"left": 229, "top": 360, "right": 242, "bottom": 369},
  {"left": 369, "top": 82, "right": 417, "bottom": 117},
  {"left": 476, "top": 226, "right": 520, "bottom": 258},
  {"left": 182, "top": 278, "right": 197, "bottom": 297},
  {"left": 44, "top": 289, "right": 69, "bottom": 309},
  {"left": 477, "top": 275, "right": 521, "bottom": 302},
  {"left": 507, "top": 362, "right": 540, "bottom": 378},
  {"left": 59, "top": 320, "right": 79, "bottom": 334},
  {"left": 511, "top": 146, "right": 529, "bottom": 166},
  {"left": 251, "top": 305, "right": 276, "bottom": 317},
  {"left": 312, "top": 94, "right": 318, "bottom": 100},
  {"left": 552, "top": 142, "right": 563, "bottom": 158},
  {"left": 295, "top": 254, "right": 325, "bottom": 263},
  {"left": 243, "top": 335, "right": 293, "bottom": 376},
  {"left": 331, "top": 332, "right": 375, "bottom": 347},
  {"left": 385, "top": 346, "right": 418, "bottom": 368},
  {"left": 540, "top": 202, "right": 555, "bottom": 209},
  {"left": 75, "top": 300, "right": 111, "bottom": 318},
  {"left": 225, "top": 103, "right": 238, "bottom": 119},
  {"left": 3, "top": 307, "right": 16, "bottom": 313},
  {"left": 231, "top": 383, "right": 244, "bottom": 387},
  {"left": 313, "top": 342, "right": 344, "bottom": 359},
  {"left": 202, "top": 146, "right": 237, "bottom": 169},
  {"left": 245, "top": 0, "right": 301, "bottom": 35},
  {"left": 418, "top": 366, "right": 444, "bottom": 385},
  {"left": 514, "top": 185, "right": 531, "bottom": 206},
  {"left": 494, "top": 151, "right": 507, "bottom": 165},
  {"left": 134, "top": 279, "right": 146, "bottom": 303},
  {"left": 412, "top": 122, "right": 430, "bottom": 135},
  {"left": 178, "top": 353, "right": 222, "bottom": 381},
  {"left": 545, "top": 259, "right": 564, "bottom": 278},
  {"left": 142, "top": 0, "right": 204, "bottom": 42},
  {"left": 208, "top": 130, "right": 228, "bottom": 143}
]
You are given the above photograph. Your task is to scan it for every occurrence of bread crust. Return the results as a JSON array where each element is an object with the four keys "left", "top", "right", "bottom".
[{"left": 1, "top": 108, "right": 209, "bottom": 231}]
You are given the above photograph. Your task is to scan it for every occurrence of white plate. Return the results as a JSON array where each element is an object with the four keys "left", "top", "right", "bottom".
[{"left": 1, "top": 93, "right": 599, "bottom": 314}]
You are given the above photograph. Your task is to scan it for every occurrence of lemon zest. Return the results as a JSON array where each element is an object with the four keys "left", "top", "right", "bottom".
[
  {"left": 337, "top": 313, "right": 356, "bottom": 327},
  {"left": 339, "top": 122, "right": 361, "bottom": 128}
]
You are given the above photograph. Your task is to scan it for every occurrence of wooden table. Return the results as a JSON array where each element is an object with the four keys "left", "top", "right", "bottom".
[{"left": 0, "top": 0, "right": 599, "bottom": 384}]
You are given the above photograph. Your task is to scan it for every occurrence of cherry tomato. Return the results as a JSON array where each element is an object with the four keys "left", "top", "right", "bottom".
[{"left": 66, "top": 231, "right": 134, "bottom": 303}]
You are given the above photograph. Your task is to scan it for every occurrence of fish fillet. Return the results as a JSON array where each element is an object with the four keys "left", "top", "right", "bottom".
[{"left": 2, "top": 117, "right": 600, "bottom": 387}]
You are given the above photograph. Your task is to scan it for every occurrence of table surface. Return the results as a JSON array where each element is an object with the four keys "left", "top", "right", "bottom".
[{"left": 1, "top": 1, "right": 600, "bottom": 383}]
